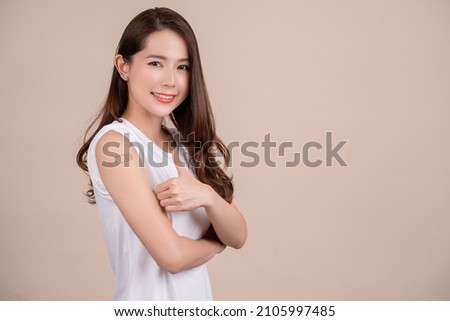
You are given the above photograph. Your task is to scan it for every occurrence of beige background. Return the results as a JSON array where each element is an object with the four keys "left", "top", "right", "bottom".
[{"left": 1, "top": 0, "right": 449, "bottom": 300}]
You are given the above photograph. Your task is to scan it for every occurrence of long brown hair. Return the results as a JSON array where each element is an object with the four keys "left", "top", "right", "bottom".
[{"left": 76, "top": 7, "right": 233, "bottom": 203}]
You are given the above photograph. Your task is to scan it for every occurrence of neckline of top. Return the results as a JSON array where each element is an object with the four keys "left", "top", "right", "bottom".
[{"left": 118, "top": 117, "right": 175, "bottom": 156}]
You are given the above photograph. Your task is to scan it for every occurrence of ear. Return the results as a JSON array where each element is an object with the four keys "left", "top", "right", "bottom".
[{"left": 114, "top": 54, "right": 129, "bottom": 81}]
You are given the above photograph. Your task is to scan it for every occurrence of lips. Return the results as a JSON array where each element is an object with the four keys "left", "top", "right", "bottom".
[{"left": 152, "top": 92, "right": 176, "bottom": 103}]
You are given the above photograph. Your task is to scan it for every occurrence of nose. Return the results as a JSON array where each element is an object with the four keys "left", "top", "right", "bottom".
[{"left": 163, "top": 68, "right": 176, "bottom": 87}]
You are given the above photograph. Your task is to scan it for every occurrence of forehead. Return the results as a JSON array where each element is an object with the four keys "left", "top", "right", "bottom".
[{"left": 140, "top": 29, "right": 189, "bottom": 58}]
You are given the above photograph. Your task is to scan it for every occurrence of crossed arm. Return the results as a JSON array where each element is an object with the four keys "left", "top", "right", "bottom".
[{"left": 96, "top": 130, "right": 247, "bottom": 273}]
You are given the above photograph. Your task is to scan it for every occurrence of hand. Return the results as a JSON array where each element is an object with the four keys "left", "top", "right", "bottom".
[{"left": 155, "top": 149, "right": 212, "bottom": 212}]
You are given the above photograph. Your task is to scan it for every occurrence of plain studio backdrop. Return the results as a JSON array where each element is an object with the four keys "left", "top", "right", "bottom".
[{"left": 1, "top": 0, "right": 449, "bottom": 300}]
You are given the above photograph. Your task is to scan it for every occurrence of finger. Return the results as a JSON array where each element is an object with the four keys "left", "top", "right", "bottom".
[
  {"left": 160, "top": 198, "right": 183, "bottom": 210},
  {"left": 155, "top": 178, "right": 176, "bottom": 193},
  {"left": 173, "top": 148, "right": 192, "bottom": 176},
  {"left": 156, "top": 190, "right": 172, "bottom": 201},
  {"left": 155, "top": 183, "right": 168, "bottom": 194},
  {"left": 159, "top": 198, "right": 174, "bottom": 208},
  {"left": 165, "top": 205, "right": 181, "bottom": 212}
]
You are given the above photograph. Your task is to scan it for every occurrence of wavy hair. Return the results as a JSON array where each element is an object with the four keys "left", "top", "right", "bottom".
[{"left": 76, "top": 7, "right": 233, "bottom": 203}]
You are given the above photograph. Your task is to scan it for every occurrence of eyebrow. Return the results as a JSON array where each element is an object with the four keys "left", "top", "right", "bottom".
[{"left": 145, "top": 54, "right": 190, "bottom": 62}]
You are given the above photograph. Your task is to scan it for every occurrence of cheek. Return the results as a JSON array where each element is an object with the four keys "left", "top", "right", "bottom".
[
  {"left": 138, "top": 71, "right": 158, "bottom": 85},
  {"left": 178, "top": 75, "right": 190, "bottom": 95}
]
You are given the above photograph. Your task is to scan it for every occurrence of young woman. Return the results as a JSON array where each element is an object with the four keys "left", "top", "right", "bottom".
[{"left": 76, "top": 7, "right": 247, "bottom": 300}]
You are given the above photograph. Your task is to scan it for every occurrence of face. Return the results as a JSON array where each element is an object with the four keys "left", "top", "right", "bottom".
[{"left": 118, "top": 29, "right": 191, "bottom": 119}]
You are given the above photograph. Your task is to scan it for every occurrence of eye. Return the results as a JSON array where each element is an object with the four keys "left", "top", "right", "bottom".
[
  {"left": 178, "top": 64, "right": 190, "bottom": 71},
  {"left": 148, "top": 61, "right": 162, "bottom": 67}
]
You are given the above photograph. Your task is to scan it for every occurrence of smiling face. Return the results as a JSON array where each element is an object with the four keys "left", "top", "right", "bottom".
[{"left": 117, "top": 29, "right": 191, "bottom": 120}]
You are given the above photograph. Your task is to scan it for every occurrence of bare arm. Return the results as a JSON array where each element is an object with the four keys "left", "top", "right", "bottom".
[
  {"left": 203, "top": 188, "right": 247, "bottom": 249},
  {"left": 155, "top": 150, "right": 247, "bottom": 249},
  {"left": 95, "top": 130, "right": 225, "bottom": 274}
]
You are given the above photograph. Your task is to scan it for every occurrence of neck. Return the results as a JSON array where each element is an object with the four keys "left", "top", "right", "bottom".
[{"left": 121, "top": 104, "right": 164, "bottom": 141}]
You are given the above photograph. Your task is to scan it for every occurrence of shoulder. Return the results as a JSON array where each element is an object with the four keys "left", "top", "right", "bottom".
[
  {"left": 95, "top": 130, "right": 139, "bottom": 169},
  {"left": 90, "top": 120, "right": 138, "bottom": 160},
  {"left": 96, "top": 128, "right": 128, "bottom": 145},
  {"left": 88, "top": 121, "right": 127, "bottom": 152}
]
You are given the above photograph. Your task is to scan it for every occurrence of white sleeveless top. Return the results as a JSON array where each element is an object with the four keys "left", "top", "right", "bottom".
[{"left": 87, "top": 118, "right": 212, "bottom": 300}]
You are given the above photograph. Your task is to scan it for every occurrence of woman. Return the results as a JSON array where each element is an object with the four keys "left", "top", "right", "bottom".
[{"left": 76, "top": 7, "right": 247, "bottom": 300}]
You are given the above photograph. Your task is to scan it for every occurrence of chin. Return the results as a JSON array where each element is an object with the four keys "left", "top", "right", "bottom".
[{"left": 146, "top": 107, "right": 177, "bottom": 118}]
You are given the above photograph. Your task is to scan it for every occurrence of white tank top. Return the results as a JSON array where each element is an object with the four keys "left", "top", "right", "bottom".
[{"left": 87, "top": 118, "right": 212, "bottom": 300}]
